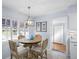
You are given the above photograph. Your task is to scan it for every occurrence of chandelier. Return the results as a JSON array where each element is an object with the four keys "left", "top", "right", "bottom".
[{"left": 25, "top": 6, "right": 34, "bottom": 28}]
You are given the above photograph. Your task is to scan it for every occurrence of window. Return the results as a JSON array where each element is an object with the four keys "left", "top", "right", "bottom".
[
  {"left": 2, "top": 18, "right": 18, "bottom": 40},
  {"left": 2, "top": 18, "right": 6, "bottom": 27}
]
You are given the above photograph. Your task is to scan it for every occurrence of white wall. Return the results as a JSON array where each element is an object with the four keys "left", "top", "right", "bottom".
[
  {"left": 68, "top": 12, "right": 77, "bottom": 31},
  {"left": 2, "top": 6, "right": 27, "bottom": 21}
]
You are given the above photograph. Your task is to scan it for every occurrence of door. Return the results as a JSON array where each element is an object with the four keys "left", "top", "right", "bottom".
[
  {"left": 53, "top": 23, "right": 66, "bottom": 52},
  {"left": 53, "top": 24, "right": 64, "bottom": 43}
]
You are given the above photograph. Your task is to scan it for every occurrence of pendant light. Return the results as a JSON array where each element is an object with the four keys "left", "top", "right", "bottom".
[{"left": 25, "top": 6, "right": 34, "bottom": 28}]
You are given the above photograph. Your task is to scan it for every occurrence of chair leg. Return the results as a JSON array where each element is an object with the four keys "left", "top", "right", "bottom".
[
  {"left": 21, "top": 56, "right": 23, "bottom": 59},
  {"left": 11, "top": 54, "right": 12, "bottom": 59},
  {"left": 45, "top": 50, "right": 47, "bottom": 59},
  {"left": 35, "top": 55, "right": 38, "bottom": 59},
  {"left": 33, "top": 53, "right": 38, "bottom": 59},
  {"left": 32, "top": 51, "right": 38, "bottom": 59},
  {"left": 16, "top": 56, "right": 19, "bottom": 59},
  {"left": 41, "top": 55, "right": 43, "bottom": 59}
]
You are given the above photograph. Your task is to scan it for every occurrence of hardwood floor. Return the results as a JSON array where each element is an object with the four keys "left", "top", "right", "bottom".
[{"left": 53, "top": 42, "right": 66, "bottom": 53}]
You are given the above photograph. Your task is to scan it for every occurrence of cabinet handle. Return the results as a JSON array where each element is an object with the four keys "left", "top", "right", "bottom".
[
  {"left": 74, "top": 45, "right": 77, "bottom": 46},
  {"left": 71, "top": 41, "right": 77, "bottom": 43}
]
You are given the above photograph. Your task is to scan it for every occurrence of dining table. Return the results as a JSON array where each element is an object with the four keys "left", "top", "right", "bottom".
[{"left": 18, "top": 38, "right": 41, "bottom": 59}]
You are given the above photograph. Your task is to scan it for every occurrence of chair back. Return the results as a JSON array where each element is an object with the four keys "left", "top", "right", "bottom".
[
  {"left": 42, "top": 39, "right": 48, "bottom": 50},
  {"left": 18, "top": 35, "right": 25, "bottom": 40},
  {"left": 35, "top": 34, "right": 42, "bottom": 40},
  {"left": 9, "top": 40, "right": 18, "bottom": 56},
  {"left": 34, "top": 34, "right": 42, "bottom": 46}
]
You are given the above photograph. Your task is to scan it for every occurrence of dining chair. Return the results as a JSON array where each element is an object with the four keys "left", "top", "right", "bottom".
[
  {"left": 33, "top": 34, "right": 42, "bottom": 47},
  {"left": 17, "top": 35, "right": 28, "bottom": 47},
  {"left": 32, "top": 39, "right": 48, "bottom": 59},
  {"left": 9, "top": 40, "right": 28, "bottom": 59},
  {"left": 18, "top": 35, "right": 25, "bottom": 40}
]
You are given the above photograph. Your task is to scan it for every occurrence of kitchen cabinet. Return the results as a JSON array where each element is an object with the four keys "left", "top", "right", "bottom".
[
  {"left": 68, "top": 31, "right": 77, "bottom": 59},
  {"left": 70, "top": 39, "right": 77, "bottom": 59}
]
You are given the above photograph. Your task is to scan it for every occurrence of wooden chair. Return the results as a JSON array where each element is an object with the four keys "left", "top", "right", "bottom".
[
  {"left": 18, "top": 35, "right": 25, "bottom": 40},
  {"left": 35, "top": 34, "right": 42, "bottom": 39},
  {"left": 33, "top": 34, "right": 42, "bottom": 47},
  {"left": 32, "top": 39, "right": 48, "bottom": 59},
  {"left": 17, "top": 35, "right": 28, "bottom": 47},
  {"left": 9, "top": 40, "right": 28, "bottom": 59}
]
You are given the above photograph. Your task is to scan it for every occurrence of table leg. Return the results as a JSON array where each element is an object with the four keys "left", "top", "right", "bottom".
[{"left": 27, "top": 45, "right": 33, "bottom": 59}]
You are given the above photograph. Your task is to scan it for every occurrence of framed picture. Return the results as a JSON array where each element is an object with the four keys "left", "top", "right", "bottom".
[
  {"left": 36, "top": 22, "right": 41, "bottom": 32},
  {"left": 12, "top": 20, "right": 17, "bottom": 28},
  {"left": 6, "top": 19, "right": 10, "bottom": 27},
  {"left": 2, "top": 18, "right": 10, "bottom": 27},
  {"left": 2, "top": 18, "right": 6, "bottom": 27},
  {"left": 41, "top": 22, "right": 47, "bottom": 32},
  {"left": 36, "top": 21, "right": 47, "bottom": 32}
]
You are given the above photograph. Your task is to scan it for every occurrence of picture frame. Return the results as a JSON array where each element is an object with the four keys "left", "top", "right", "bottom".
[
  {"left": 2, "top": 18, "right": 6, "bottom": 27},
  {"left": 41, "top": 21, "right": 47, "bottom": 32},
  {"left": 6, "top": 19, "right": 10, "bottom": 27},
  {"left": 12, "top": 20, "right": 17, "bottom": 28},
  {"left": 36, "top": 21, "right": 47, "bottom": 32},
  {"left": 2, "top": 18, "right": 10, "bottom": 27},
  {"left": 36, "top": 22, "right": 41, "bottom": 32}
]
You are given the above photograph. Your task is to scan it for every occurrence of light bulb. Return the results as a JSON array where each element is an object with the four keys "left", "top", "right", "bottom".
[{"left": 28, "top": 20, "right": 32, "bottom": 25}]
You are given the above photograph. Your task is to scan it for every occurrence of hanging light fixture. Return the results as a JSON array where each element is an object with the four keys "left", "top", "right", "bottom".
[{"left": 25, "top": 6, "right": 34, "bottom": 28}]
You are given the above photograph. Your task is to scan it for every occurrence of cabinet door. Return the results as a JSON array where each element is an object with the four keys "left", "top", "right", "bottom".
[{"left": 70, "top": 41, "right": 77, "bottom": 59}]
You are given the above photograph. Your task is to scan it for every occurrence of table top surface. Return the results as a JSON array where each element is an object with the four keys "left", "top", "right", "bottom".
[{"left": 18, "top": 38, "right": 41, "bottom": 44}]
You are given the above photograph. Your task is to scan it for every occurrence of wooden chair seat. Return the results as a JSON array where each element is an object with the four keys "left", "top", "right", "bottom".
[
  {"left": 17, "top": 46, "right": 28, "bottom": 56},
  {"left": 32, "top": 46, "right": 42, "bottom": 53}
]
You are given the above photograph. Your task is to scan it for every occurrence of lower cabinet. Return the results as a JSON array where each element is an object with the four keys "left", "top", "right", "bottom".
[{"left": 70, "top": 40, "right": 77, "bottom": 59}]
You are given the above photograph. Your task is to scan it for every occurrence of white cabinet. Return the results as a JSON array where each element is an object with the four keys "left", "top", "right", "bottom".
[
  {"left": 70, "top": 40, "right": 77, "bottom": 59},
  {"left": 68, "top": 31, "right": 77, "bottom": 59}
]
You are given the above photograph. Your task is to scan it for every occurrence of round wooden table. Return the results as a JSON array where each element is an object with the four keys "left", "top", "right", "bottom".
[{"left": 19, "top": 38, "right": 41, "bottom": 59}]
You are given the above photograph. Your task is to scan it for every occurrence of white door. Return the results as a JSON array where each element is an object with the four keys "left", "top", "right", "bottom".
[
  {"left": 52, "top": 17, "right": 68, "bottom": 45},
  {"left": 53, "top": 24, "right": 64, "bottom": 43}
]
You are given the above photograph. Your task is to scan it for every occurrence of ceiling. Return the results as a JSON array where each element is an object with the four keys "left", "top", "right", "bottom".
[{"left": 2, "top": 0, "right": 77, "bottom": 16}]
